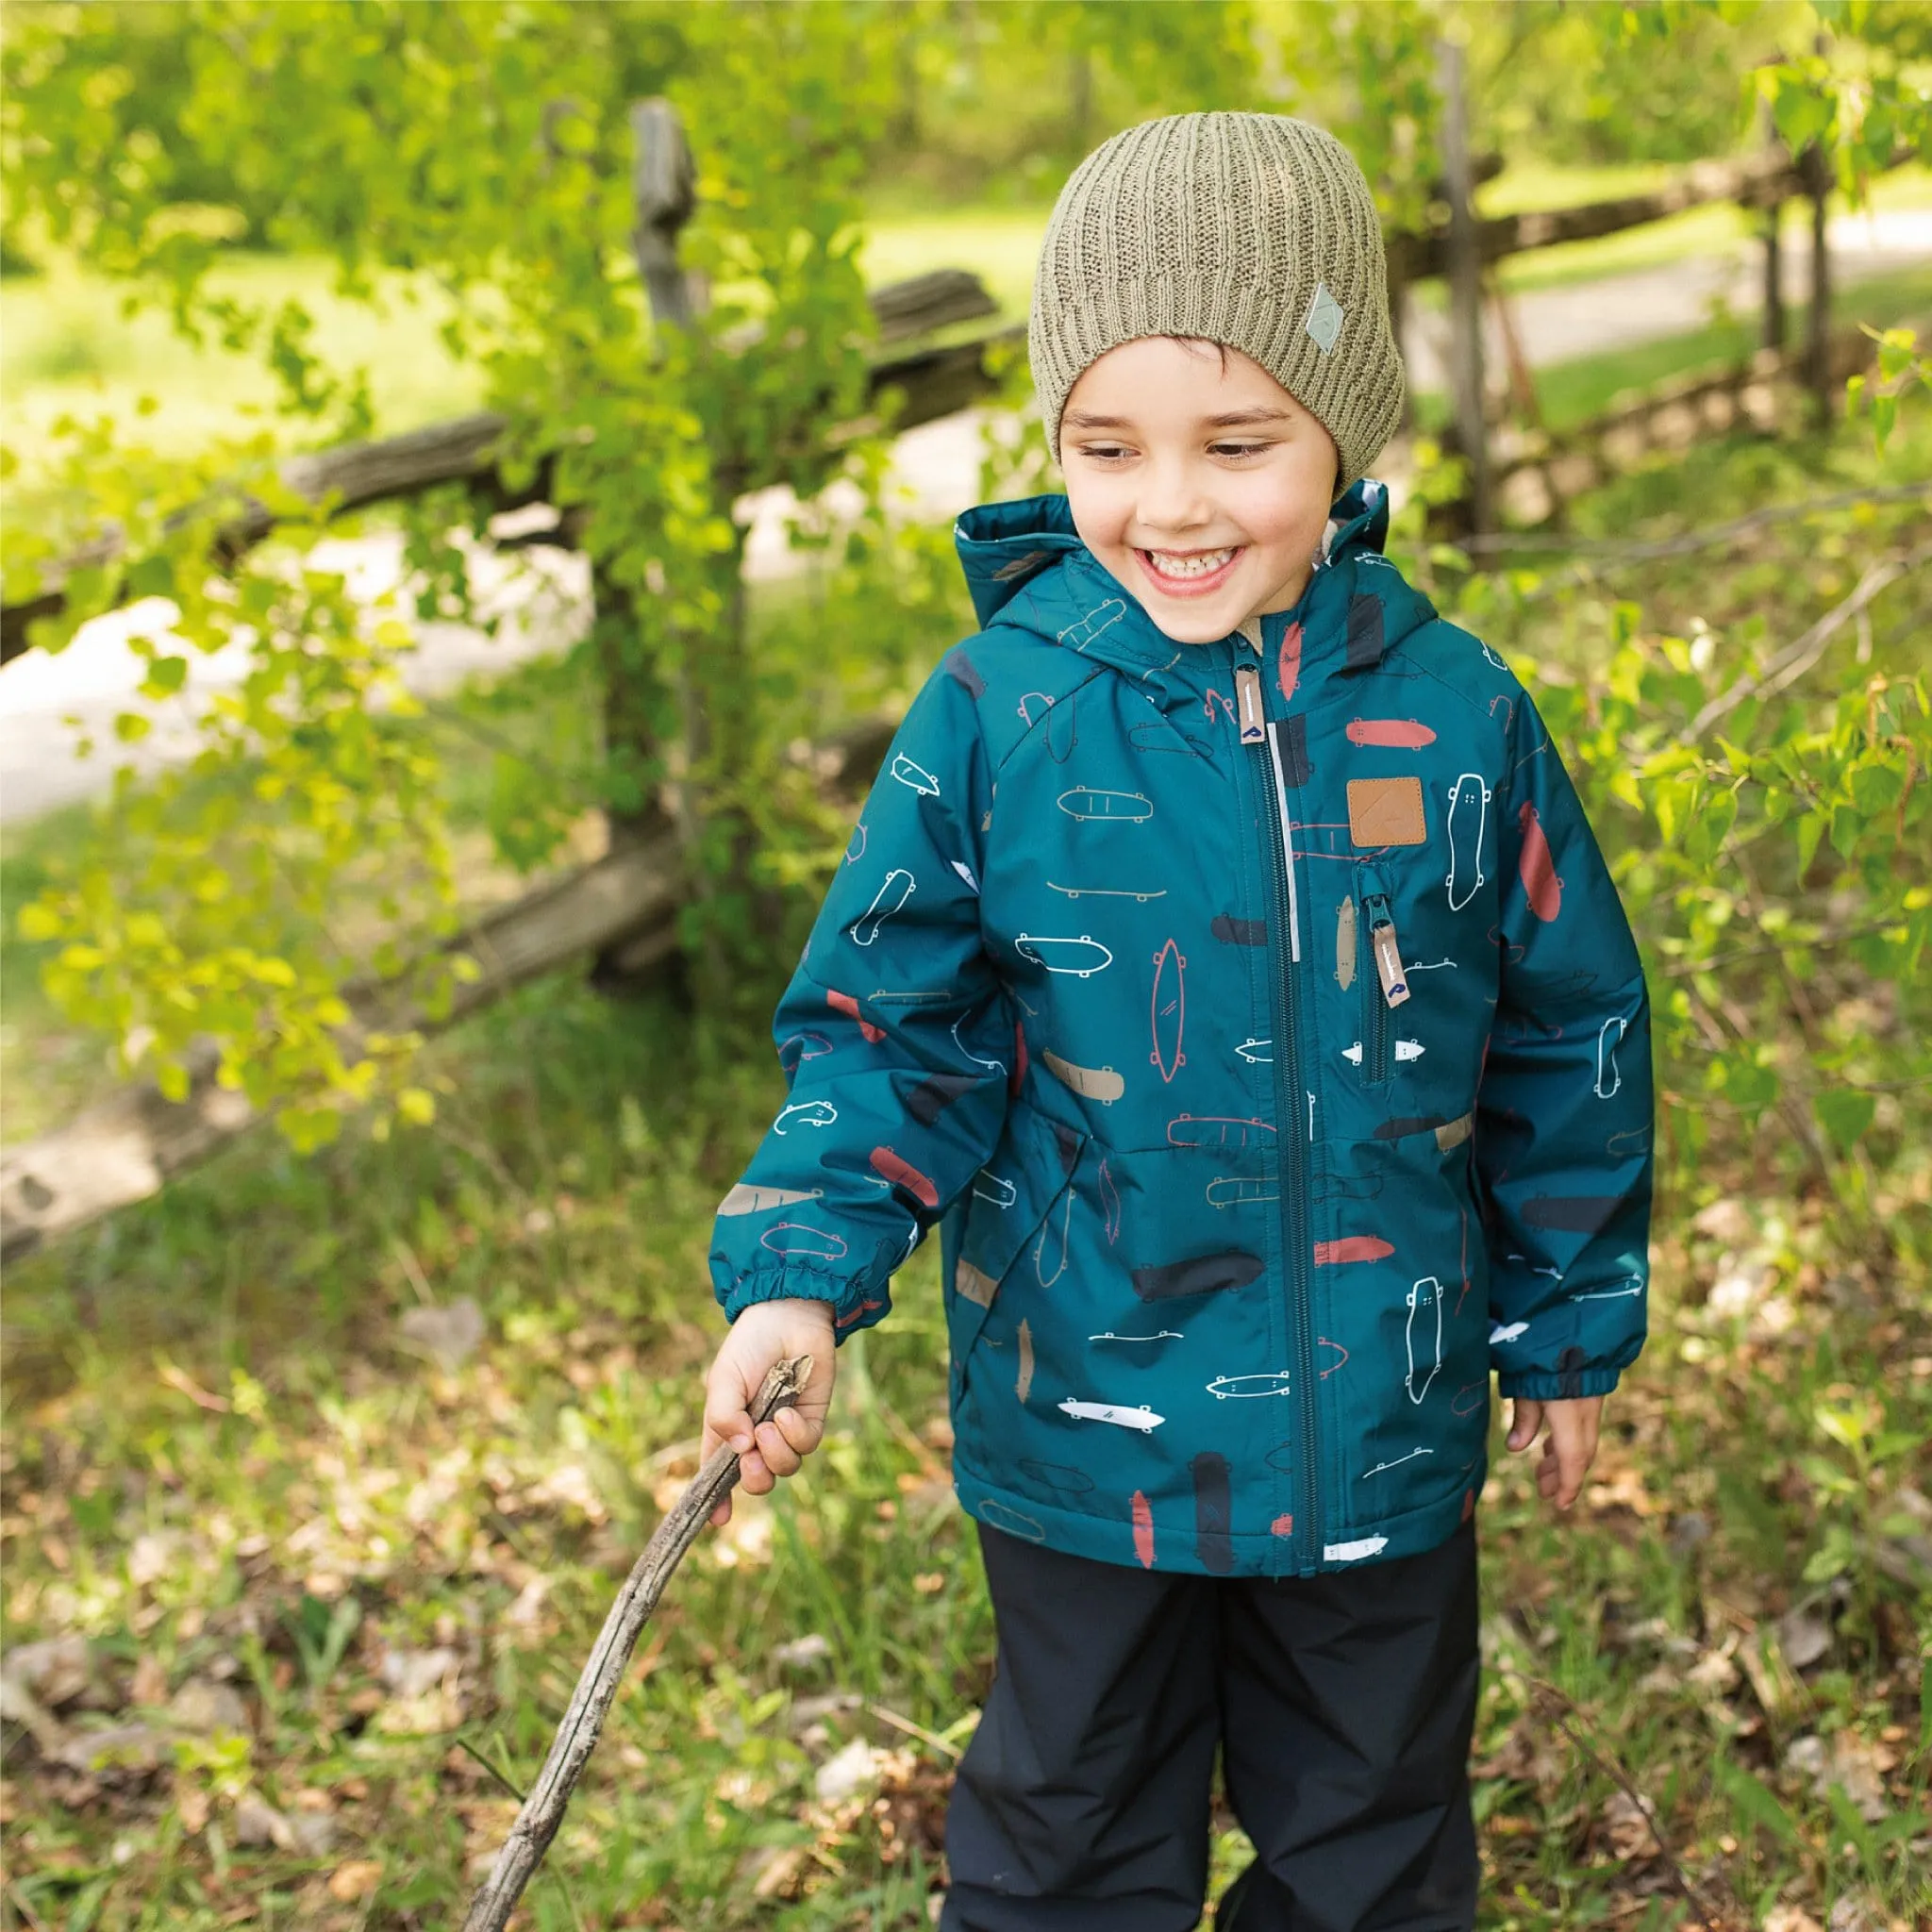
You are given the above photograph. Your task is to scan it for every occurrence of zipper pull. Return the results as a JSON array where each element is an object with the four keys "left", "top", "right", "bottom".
[
  {"left": 1364, "top": 893, "right": 1410, "bottom": 1008},
  {"left": 1234, "top": 665, "right": 1266, "bottom": 744}
]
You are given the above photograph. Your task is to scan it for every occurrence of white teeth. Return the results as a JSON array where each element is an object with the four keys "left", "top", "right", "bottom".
[{"left": 1146, "top": 546, "right": 1238, "bottom": 579}]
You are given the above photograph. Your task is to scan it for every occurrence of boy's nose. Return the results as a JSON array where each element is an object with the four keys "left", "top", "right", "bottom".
[{"left": 1133, "top": 467, "right": 1222, "bottom": 543}]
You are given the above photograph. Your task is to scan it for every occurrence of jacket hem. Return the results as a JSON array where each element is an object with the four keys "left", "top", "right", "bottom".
[{"left": 951, "top": 1447, "right": 1488, "bottom": 1580}]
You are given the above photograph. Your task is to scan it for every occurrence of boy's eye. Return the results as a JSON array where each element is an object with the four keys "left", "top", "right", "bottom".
[{"left": 1078, "top": 442, "right": 1272, "bottom": 462}]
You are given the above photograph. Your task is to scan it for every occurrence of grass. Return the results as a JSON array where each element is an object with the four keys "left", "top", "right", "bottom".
[{"left": 3, "top": 405, "right": 1930, "bottom": 1926}]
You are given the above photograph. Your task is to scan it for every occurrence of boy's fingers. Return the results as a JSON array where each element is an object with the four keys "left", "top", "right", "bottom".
[
  {"left": 755, "top": 1418, "right": 803, "bottom": 1478},
  {"left": 773, "top": 1403, "right": 821, "bottom": 1455},
  {"left": 1507, "top": 1398, "right": 1542, "bottom": 1451},
  {"left": 1552, "top": 1417, "right": 1596, "bottom": 1509}
]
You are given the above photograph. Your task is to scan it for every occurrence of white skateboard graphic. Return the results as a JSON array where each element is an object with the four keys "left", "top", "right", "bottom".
[
  {"left": 1324, "top": 1537, "right": 1390, "bottom": 1561},
  {"left": 1047, "top": 880, "right": 1167, "bottom": 901},
  {"left": 953, "top": 1015, "right": 1007, "bottom": 1080},
  {"left": 1058, "top": 787, "right": 1153, "bottom": 822},
  {"left": 774, "top": 1099, "right": 838, "bottom": 1134},
  {"left": 1406, "top": 1275, "right": 1443, "bottom": 1404},
  {"left": 1572, "top": 1274, "right": 1644, "bottom": 1301},
  {"left": 1489, "top": 1319, "right": 1528, "bottom": 1344},
  {"left": 1206, "top": 1371, "right": 1293, "bottom": 1400},
  {"left": 851, "top": 869, "right": 914, "bottom": 945},
  {"left": 890, "top": 754, "right": 940, "bottom": 797},
  {"left": 1595, "top": 1016, "right": 1625, "bottom": 1099},
  {"left": 1362, "top": 1448, "right": 1433, "bottom": 1478},
  {"left": 1444, "top": 773, "right": 1491, "bottom": 910},
  {"left": 1016, "top": 933, "right": 1114, "bottom": 976},
  {"left": 1343, "top": 1040, "right": 1424, "bottom": 1064},
  {"left": 1058, "top": 1398, "right": 1164, "bottom": 1433}
]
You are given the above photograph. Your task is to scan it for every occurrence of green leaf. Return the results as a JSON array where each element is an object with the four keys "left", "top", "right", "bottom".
[
  {"left": 1815, "top": 1088, "right": 1876, "bottom": 1154},
  {"left": 1795, "top": 808, "right": 1826, "bottom": 875},
  {"left": 1829, "top": 804, "right": 1864, "bottom": 863},
  {"left": 125, "top": 553, "right": 176, "bottom": 601},
  {"left": 1849, "top": 760, "right": 1905, "bottom": 815}
]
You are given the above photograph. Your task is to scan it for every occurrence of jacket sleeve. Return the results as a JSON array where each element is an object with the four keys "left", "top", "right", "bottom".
[
  {"left": 708, "top": 654, "right": 1012, "bottom": 1343},
  {"left": 1473, "top": 685, "right": 1654, "bottom": 1401}
]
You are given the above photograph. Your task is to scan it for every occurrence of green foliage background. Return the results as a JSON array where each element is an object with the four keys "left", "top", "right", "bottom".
[{"left": 0, "top": 2, "right": 1928, "bottom": 1924}]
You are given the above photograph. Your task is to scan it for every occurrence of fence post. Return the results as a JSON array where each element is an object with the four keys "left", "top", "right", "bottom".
[
  {"left": 1436, "top": 35, "right": 1491, "bottom": 541},
  {"left": 585, "top": 98, "right": 731, "bottom": 998},
  {"left": 1757, "top": 100, "right": 1786, "bottom": 354},
  {"left": 1800, "top": 137, "right": 1832, "bottom": 429}
]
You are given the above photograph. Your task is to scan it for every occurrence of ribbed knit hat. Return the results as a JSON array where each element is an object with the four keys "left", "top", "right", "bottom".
[{"left": 1029, "top": 111, "right": 1405, "bottom": 496}]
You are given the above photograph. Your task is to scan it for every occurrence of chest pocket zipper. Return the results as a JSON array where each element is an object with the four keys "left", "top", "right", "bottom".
[{"left": 1356, "top": 866, "right": 1408, "bottom": 1087}]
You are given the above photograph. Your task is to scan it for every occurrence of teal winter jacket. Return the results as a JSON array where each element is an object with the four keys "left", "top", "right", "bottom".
[{"left": 709, "top": 480, "right": 1653, "bottom": 1578}]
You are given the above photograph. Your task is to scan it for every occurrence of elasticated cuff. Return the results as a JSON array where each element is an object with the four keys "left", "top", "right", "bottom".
[{"left": 1495, "top": 1368, "right": 1622, "bottom": 1401}]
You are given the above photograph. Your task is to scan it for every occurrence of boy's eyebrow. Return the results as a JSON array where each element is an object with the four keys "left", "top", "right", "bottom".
[{"left": 1061, "top": 406, "right": 1296, "bottom": 430}]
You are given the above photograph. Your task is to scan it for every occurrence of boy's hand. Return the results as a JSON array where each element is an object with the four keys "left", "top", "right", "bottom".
[
  {"left": 701, "top": 1298, "right": 838, "bottom": 1528},
  {"left": 1506, "top": 1395, "right": 1602, "bottom": 1511}
]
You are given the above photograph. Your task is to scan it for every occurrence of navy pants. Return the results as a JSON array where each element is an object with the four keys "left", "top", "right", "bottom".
[{"left": 940, "top": 1516, "right": 1480, "bottom": 1932}]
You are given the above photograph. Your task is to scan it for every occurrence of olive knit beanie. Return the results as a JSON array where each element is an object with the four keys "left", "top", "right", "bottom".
[{"left": 1029, "top": 110, "right": 1406, "bottom": 496}]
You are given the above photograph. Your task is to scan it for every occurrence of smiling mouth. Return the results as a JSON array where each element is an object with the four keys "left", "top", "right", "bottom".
[{"left": 1137, "top": 545, "right": 1244, "bottom": 590}]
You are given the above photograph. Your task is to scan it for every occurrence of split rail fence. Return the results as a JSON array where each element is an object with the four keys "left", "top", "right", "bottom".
[{"left": 0, "top": 105, "right": 1911, "bottom": 1258}]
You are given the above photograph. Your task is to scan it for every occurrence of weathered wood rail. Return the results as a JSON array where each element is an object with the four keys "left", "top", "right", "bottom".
[
  {"left": 0, "top": 709, "right": 901, "bottom": 1261},
  {"left": 0, "top": 269, "right": 1016, "bottom": 664},
  {"left": 2, "top": 134, "right": 1907, "bottom": 1260},
  {"left": 1489, "top": 315, "right": 1927, "bottom": 528},
  {"left": 0, "top": 141, "right": 1862, "bottom": 663}
]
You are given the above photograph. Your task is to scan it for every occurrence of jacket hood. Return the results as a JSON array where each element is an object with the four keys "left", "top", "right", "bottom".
[{"left": 953, "top": 477, "right": 1435, "bottom": 677}]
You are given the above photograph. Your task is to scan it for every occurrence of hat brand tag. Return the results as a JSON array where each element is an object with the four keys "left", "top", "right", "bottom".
[{"left": 1305, "top": 281, "right": 1344, "bottom": 354}]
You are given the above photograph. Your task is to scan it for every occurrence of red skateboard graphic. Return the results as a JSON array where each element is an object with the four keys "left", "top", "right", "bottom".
[
  {"left": 827, "top": 987, "right": 886, "bottom": 1043},
  {"left": 1517, "top": 802, "right": 1563, "bottom": 921},
  {"left": 1278, "top": 620, "right": 1304, "bottom": 703},
  {"left": 1313, "top": 1236, "right": 1394, "bottom": 1266},
  {"left": 1345, "top": 717, "right": 1437, "bottom": 748},
  {"left": 870, "top": 1146, "right": 939, "bottom": 1208}
]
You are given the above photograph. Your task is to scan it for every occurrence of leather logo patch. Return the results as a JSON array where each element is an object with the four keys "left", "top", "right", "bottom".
[{"left": 1347, "top": 775, "right": 1426, "bottom": 846}]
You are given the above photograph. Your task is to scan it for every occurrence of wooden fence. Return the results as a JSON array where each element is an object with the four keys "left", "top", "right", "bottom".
[
  {"left": 0, "top": 106, "right": 1907, "bottom": 1258},
  {"left": 0, "top": 128, "right": 1884, "bottom": 661}
]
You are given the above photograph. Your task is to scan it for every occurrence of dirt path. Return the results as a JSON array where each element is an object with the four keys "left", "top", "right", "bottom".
[{"left": 4, "top": 209, "right": 1925, "bottom": 826}]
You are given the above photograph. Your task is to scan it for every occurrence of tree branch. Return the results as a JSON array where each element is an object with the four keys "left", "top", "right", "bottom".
[{"left": 462, "top": 1354, "right": 812, "bottom": 1930}]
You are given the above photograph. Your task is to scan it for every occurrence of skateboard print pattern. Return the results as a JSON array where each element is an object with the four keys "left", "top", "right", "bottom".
[{"left": 709, "top": 477, "right": 1653, "bottom": 1579}]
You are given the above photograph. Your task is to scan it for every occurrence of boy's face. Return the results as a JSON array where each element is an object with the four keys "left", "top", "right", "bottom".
[{"left": 1058, "top": 337, "right": 1342, "bottom": 645}]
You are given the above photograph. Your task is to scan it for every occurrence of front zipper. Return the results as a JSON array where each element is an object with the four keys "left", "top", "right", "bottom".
[
  {"left": 1241, "top": 649, "right": 1322, "bottom": 1574},
  {"left": 1357, "top": 871, "right": 1397, "bottom": 1087}
]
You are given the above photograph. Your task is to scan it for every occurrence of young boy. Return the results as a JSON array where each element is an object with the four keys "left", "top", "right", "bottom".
[{"left": 702, "top": 111, "right": 1652, "bottom": 1931}]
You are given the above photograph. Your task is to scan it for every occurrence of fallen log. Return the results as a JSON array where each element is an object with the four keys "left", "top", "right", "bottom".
[
  {"left": 0, "top": 710, "right": 901, "bottom": 1262},
  {"left": 0, "top": 277, "right": 1020, "bottom": 665}
]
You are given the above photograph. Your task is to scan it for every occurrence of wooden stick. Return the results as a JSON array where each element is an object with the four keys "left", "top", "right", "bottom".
[{"left": 461, "top": 1354, "right": 812, "bottom": 1931}]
